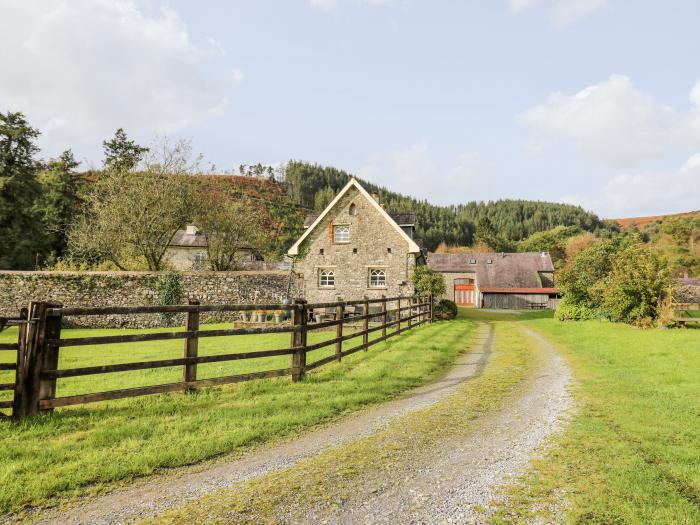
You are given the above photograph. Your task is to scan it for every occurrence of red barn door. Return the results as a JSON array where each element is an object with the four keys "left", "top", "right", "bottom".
[{"left": 454, "top": 282, "right": 476, "bottom": 306}]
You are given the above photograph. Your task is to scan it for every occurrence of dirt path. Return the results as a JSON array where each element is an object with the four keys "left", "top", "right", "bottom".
[
  {"left": 297, "top": 326, "right": 573, "bottom": 524},
  {"left": 27, "top": 324, "right": 496, "bottom": 525}
]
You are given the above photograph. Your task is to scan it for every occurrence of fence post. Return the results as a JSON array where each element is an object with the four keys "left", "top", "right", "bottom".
[
  {"left": 429, "top": 293, "right": 434, "bottom": 323},
  {"left": 38, "top": 302, "right": 62, "bottom": 414},
  {"left": 397, "top": 296, "right": 401, "bottom": 334},
  {"left": 408, "top": 296, "right": 414, "bottom": 330},
  {"left": 362, "top": 296, "right": 369, "bottom": 351},
  {"left": 183, "top": 298, "right": 200, "bottom": 388},
  {"left": 381, "top": 295, "right": 387, "bottom": 339},
  {"left": 11, "top": 307, "right": 28, "bottom": 420},
  {"left": 335, "top": 297, "right": 344, "bottom": 362},
  {"left": 15, "top": 302, "right": 62, "bottom": 417},
  {"left": 290, "top": 299, "right": 307, "bottom": 382}
]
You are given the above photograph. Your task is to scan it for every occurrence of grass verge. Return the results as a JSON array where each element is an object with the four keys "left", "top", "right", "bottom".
[
  {"left": 491, "top": 312, "right": 700, "bottom": 525},
  {"left": 0, "top": 318, "right": 473, "bottom": 517},
  {"left": 147, "top": 315, "right": 538, "bottom": 524}
]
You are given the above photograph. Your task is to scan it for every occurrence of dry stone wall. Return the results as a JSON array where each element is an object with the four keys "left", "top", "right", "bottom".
[{"left": 0, "top": 271, "right": 301, "bottom": 328}]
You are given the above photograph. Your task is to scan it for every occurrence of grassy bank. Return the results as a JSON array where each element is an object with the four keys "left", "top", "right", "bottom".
[
  {"left": 0, "top": 318, "right": 473, "bottom": 516},
  {"left": 492, "top": 312, "right": 700, "bottom": 524}
]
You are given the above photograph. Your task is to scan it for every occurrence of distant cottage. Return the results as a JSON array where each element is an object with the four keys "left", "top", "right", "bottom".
[
  {"left": 288, "top": 179, "right": 423, "bottom": 303},
  {"left": 166, "top": 224, "right": 262, "bottom": 271}
]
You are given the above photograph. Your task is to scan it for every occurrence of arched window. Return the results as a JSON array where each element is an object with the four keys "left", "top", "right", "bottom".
[
  {"left": 349, "top": 203, "right": 357, "bottom": 216},
  {"left": 319, "top": 269, "right": 335, "bottom": 287},
  {"left": 333, "top": 225, "right": 350, "bottom": 243},
  {"left": 368, "top": 268, "right": 386, "bottom": 288}
]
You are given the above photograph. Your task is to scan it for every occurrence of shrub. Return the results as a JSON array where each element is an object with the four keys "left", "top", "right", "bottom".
[
  {"left": 601, "top": 245, "right": 670, "bottom": 325},
  {"left": 434, "top": 299, "right": 458, "bottom": 320},
  {"left": 412, "top": 265, "right": 446, "bottom": 297},
  {"left": 554, "top": 297, "right": 598, "bottom": 321}
]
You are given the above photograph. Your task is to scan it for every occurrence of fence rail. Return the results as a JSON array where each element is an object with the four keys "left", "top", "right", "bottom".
[{"left": 3, "top": 295, "right": 433, "bottom": 420}]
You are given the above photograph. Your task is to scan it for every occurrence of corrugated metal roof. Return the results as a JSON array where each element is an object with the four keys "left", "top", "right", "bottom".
[{"left": 427, "top": 252, "right": 555, "bottom": 289}]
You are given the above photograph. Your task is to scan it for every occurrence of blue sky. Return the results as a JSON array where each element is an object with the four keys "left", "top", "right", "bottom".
[{"left": 2, "top": 1, "right": 699, "bottom": 217}]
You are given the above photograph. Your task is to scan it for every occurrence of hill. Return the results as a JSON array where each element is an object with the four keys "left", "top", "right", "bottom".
[
  {"left": 285, "top": 161, "right": 611, "bottom": 251},
  {"left": 610, "top": 210, "right": 700, "bottom": 230}
]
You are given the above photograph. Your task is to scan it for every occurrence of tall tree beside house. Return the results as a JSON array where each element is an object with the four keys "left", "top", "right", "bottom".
[
  {"left": 37, "top": 149, "right": 82, "bottom": 262},
  {"left": 0, "top": 111, "right": 47, "bottom": 269},
  {"left": 68, "top": 142, "right": 193, "bottom": 271},
  {"left": 102, "top": 128, "right": 149, "bottom": 172},
  {"left": 194, "top": 191, "right": 265, "bottom": 271}
]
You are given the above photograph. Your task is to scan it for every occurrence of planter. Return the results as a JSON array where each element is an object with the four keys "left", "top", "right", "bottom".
[
  {"left": 274, "top": 313, "right": 284, "bottom": 324},
  {"left": 240, "top": 311, "right": 252, "bottom": 323}
]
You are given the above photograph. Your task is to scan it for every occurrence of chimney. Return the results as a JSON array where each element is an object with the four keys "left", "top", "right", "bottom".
[
  {"left": 185, "top": 224, "right": 199, "bottom": 235},
  {"left": 541, "top": 251, "right": 548, "bottom": 258},
  {"left": 380, "top": 203, "right": 385, "bottom": 209}
]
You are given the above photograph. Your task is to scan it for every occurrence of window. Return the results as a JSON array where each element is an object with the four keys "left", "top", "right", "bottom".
[
  {"left": 333, "top": 225, "right": 350, "bottom": 243},
  {"left": 193, "top": 252, "right": 207, "bottom": 270},
  {"left": 486, "top": 258, "right": 493, "bottom": 264},
  {"left": 353, "top": 248, "right": 358, "bottom": 254},
  {"left": 387, "top": 247, "right": 392, "bottom": 254},
  {"left": 469, "top": 258, "right": 477, "bottom": 264},
  {"left": 368, "top": 268, "right": 386, "bottom": 288},
  {"left": 319, "top": 248, "right": 324, "bottom": 255},
  {"left": 349, "top": 203, "right": 357, "bottom": 216},
  {"left": 319, "top": 269, "right": 335, "bottom": 287}
]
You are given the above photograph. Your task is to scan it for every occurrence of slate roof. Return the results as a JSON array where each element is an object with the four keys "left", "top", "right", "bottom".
[
  {"left": 170, "top": 229, "right": 208, "bottom": 248},
  {"left": 427, "top": 252, "right": 555, "bottom": 290},
  {"left": 303, "top": 212, "right": 416, "bottom": 228}
]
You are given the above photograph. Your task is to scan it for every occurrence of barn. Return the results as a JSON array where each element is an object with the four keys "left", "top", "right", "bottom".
[{"left": 427, "top": 251, "right": 560, "bottom": 309}]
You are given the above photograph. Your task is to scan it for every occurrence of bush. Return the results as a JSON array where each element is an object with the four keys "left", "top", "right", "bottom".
[
  {"left": 412, "top": 265, "right": 446, "bottom": 297},
  {"left": 434, "top": 299, "right": 458, "bottom": 320},
  {"left": 554, "top": 297, "right": 598, "bottom": 321}
]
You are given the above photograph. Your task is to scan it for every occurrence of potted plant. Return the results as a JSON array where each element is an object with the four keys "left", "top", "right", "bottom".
[
  {"left": 274, "top": 310, "right": 285, "bottom": 323},
  {"left": 240, "top": 310, "right": 252, "bottom": 323}
]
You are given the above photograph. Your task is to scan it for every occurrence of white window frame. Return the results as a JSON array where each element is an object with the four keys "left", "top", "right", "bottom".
[
  {"left": 333, "top": 225, "right": 350, "bottom": 244},
  {"left": 368, "top": 268, "right": 387, "bottom": 288},
  {"left": 193, "top": 252, "right": 207, "bottom": 270},
  {"left": 319, "top": 269, "right": 335, "bottom": 288}
]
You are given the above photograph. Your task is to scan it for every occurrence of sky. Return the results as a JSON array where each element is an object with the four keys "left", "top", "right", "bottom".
[{"left": 1, "top": 0, "right": 699, "bottom": 219}]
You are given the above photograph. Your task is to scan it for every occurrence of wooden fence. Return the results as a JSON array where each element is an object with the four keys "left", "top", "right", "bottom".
[
  {"left": 671, "top": 302, "right": 700, "bottom": 326},
  {"left": 1, "top": 295, "right": 432, "bottom": 421}
]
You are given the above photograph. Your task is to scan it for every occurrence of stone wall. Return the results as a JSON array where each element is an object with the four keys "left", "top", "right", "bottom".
[
  {"left": 295, "top": 185, "right": 417, "bottom": 305},
  {"left": 0, "top": 270, "right": 301, "bottom": 328}
]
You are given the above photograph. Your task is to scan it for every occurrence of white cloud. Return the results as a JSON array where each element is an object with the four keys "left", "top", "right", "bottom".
[
  {"left": 561, "top": 154, "right": 700, "bottom": 217},
  {"left": 519, "top": 75, "right": 690, "bottom": 167},
  {"left": 510, "top": 0, "right": 607, "bottom": 26},
  {"left": 356, "top": 143, "right": 485, "bottom": 204},
  {"left": 0, "top": 0, "right": 236, "bottom": 161}
]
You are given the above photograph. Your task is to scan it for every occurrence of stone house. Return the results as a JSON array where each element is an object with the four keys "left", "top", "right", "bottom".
[
  {"left": 166, "top": 224, "right": 262, "bottom": 271},
  {"left": 288, "top": 179, "right": 423, "bottom": 303},
  {"left": 427, "top": 251, "right": 559, "bottom": 309}
]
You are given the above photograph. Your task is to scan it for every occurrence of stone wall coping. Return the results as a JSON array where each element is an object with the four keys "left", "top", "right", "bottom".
[{"left": 0, "top": 270, "right": 290, "bottom": 277}]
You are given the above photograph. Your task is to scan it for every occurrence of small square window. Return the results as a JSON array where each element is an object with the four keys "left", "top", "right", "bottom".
[
  {"left": 469, "top": 258, "right": 476, "bottom": 264},
  {"left": 368, "top": 268, "right": 386, "bottom": 288},
  {"left": 319, "top": 248, "right": 324, "bottom": 255},
  {"left": 319, "top": 269, "right": 335, "bottom": 287},
  {"left": 333, "top": 225, "right": 350, "bottom": 243},
  {"left": 353, "top": 248, "right": 358, "bottom": 254},
  {"left": 387, "top": 247, "right": 392, "bottom": 253},
  {"left": 486, "top": 258, "right": 493, "bottom": 264}
]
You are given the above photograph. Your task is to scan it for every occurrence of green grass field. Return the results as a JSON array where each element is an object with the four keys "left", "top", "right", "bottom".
[
  {"left": 0, "top": 318, "right": 474, "bottom": 516},
  {"left": 491, "top": 311, "right": 700, "bottom": 525}
]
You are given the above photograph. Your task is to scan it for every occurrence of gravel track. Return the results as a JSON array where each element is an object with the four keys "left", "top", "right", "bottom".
[
  {"left": 26, "top": 324, "right": 495, "bottom": 525},
  {"left": 300, "top": 326, "right": 573, "bottom": 525}
]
